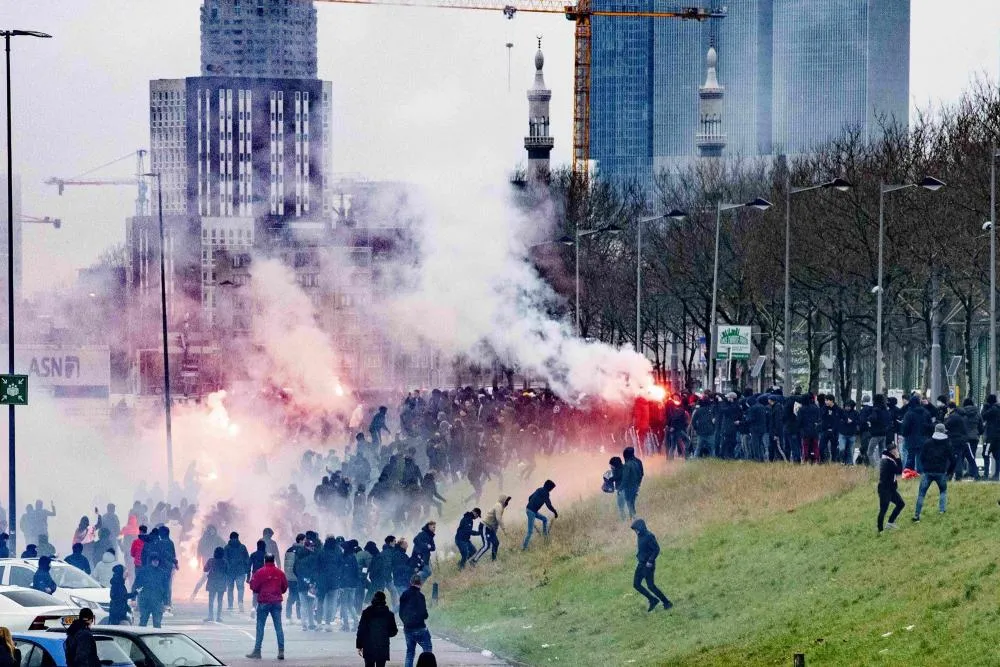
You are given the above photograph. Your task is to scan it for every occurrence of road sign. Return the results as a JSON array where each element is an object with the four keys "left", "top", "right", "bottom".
[
  {"left": 0, "top": 375, "right": 28, "bottom": 405},
  {"left": 716, "top": 326, "right": 752, "bottom": 361}
]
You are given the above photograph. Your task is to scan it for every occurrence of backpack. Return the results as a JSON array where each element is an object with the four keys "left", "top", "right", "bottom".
[{"left": 601, "top": 469, "right": 615, "bottom": 494}]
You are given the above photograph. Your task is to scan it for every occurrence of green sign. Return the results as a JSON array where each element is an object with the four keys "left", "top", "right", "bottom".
[
  {"left": 716, "top": 326, "right": 752, "bottom": 361},
  {"left": 0, "top": 375, "right": 28, "bottom": 406}
]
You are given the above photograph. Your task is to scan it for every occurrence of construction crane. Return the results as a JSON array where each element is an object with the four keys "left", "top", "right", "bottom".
[
  {"left": 46, "top": 149, "right": 150, "bottom": 216},
  {"left": 315, "top": 0, "right": 724, "bottom": 180}
]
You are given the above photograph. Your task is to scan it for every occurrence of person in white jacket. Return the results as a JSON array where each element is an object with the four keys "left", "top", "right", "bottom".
[
  {"left": 471, "top": 495, "right": 510, "bottom": 563},
  {"left": 92, "top": 549, "right": 118, "bottom": 588}
]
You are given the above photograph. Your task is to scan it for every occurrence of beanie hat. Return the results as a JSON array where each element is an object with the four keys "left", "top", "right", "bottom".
[{"left": 934, "top": 423, "right": 946, "bottom": 434}]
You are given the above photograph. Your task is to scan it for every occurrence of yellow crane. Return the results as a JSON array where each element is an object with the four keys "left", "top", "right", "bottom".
[{"left": 316, "top": 0, "right": 724, "bottom": 181}]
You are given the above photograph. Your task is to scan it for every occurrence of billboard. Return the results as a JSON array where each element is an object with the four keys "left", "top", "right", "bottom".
[
  {"left": 715, "top": 326, "right": 752, "bottom": 361},
  {"left": 0, "top": 345, "right": 110, "bottom": 399}
]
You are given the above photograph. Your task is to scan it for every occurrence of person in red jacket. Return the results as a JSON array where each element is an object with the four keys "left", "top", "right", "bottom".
[
  {"left": 246, "top": 555, "right": 288, "bottom": 660},
  {"left": 129, "top": 526, "right": 148, "bottom": 583}
]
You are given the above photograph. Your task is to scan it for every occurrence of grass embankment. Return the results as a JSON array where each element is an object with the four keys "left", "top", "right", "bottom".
[{"left": 432, "top": 461, "right": 1000, "bottom": 666}]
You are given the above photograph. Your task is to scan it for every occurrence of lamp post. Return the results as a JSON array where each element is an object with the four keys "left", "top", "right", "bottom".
[
  {"left": 874, "top": 176, "right": 945, "bottom": 394},
  {"left": 635, "top": 209, "right": 686, "bottom": 354},
  {"left": 783, "top": 174, "right": 852, "bottom": 389},
  {"left": 143, "top": 172, "right": 174, "bottom": 494},
  {"left": 3, "top": 28, "right": 51, "bottom": 553},
  {"left": 570, "top": 225, "right": 621, "bottom": 336},
  {"left": 990, "top": 147, "right": 1000, "bottom": 395},
  {"left": 709, "top": 198, "right": 772, "bottom": 391}
]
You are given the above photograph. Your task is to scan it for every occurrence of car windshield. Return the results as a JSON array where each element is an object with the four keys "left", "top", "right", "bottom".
[
  {"left": 95, "top": 637, "right": 134, "bottom": 666},
  {"left": 0, "top": 589, "right": 62, "bottom": 607},
  {"left": 49, "top": 564, "right": 102, "bottom": 589},
  {"left": 140, "top": 634, "right": 223, "bottom": 666}
]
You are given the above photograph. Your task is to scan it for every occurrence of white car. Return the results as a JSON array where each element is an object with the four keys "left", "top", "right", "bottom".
[
  {"left": 0, "top": 558, "right": 111, "bottom": 616},
  {"left": 0, "top": 585, "right": 81, "bottom": 631}
]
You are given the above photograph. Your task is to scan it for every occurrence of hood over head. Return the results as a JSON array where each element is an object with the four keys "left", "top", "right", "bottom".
[
  {"left": 630, "top": 519, "right": 648, "bottom": 534},
  {"left": 623, "top": 447, "right": 636, "bottom": 461}
]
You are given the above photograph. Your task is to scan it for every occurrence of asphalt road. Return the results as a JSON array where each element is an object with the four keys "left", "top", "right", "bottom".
[{"left": 155, "top": 601, "right": 508, "bottom": 667}]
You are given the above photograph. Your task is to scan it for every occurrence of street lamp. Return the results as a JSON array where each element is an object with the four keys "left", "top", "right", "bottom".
[
  {"left": 143, "top": 172, "right": 174, "bottom": 494},
  {"left": 569, "top": 224, "right": 621, "bottom": 335},
  {"left": 709, "top": 198, "right": 772, "bottom": 391},
  {"left": 3, "top": 28, "right": 51, "bottom": 552},
  {"left": 989, "top": 147, "right": 1000, "bottom": 396},
  {"left": 875, "top": 176, "right": 945, "bottom": 394},
  {"left": 635, "top": 209, "right": 686, "bottom": 354},
  {"left": 784, "top": 175, "right": 853, "bottom": 389}
]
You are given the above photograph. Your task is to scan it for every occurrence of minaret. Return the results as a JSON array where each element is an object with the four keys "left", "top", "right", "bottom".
[
  {"left": 696, "top": 46, "right": 726, "bottom": 158},
  {"left": 525, "top": 37, "right": 554, "bottom": 184}
]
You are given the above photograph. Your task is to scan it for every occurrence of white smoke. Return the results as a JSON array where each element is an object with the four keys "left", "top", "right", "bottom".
[{"left": 376, "top": 180, "right": 653, "bottom": 402}]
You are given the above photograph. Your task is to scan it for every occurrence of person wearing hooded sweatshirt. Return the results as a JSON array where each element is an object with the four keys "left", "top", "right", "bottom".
[
  {"left": 191, "top": 524, "right": 226, "bottom": 600},
  {"left": 224, "top": 532, "right": 251, "bottom": 613},
  {"left": 982, "top": 395, "right": 1000, "bottom": 480},
  {"left": 715, "top": 393, "right": 741, "bottom": 460},
  {"left": 356, "top": 590, "right": 398, "bottom": 667},
  {"left": 455, "top": 509, "right": 481, "bottom": 570},
  {"left": 608, "top": 457, "right": 626, "bottom": 520},
  {"left": 746, "top": 396, "right": 770, "bottom": 462},
  {"left": 620, "top": 448, "right": 644, "bottom": 518},
  {"left": 31, "top": 556, "right": 56, "bottom": 594},
  {"left": 797, "top": 394, "right": 822, "bottom": 464},
  {"left": 20, "top": 544, "right": 37, "bottom": 559},
  {"left": 411, "top": 523, "right": 436, "bottom": 582},
  {"left": 691, "top": 397, "right": 716, "bottom": 458},
  {"left": 204, "top": 546, "right": 227, "bottom": 622},
  {"left": 865, "top": 395, "right": 891, "bottom": 467},
  {"left": 901, "top": 395, "right": 930, "bottom": 472},
  {"left": 248, "top": 540, "right": 269, "bottom": 618},
  {"left": 356, "top": 541, "right": 380, "bottom": 613},
  {"left": 955, "top": 398, "right": 983, "bottom": 480},
  {"left": 913, "top": 423, "right": 951, "bottom": 521},
  {"left": 368, "top": 537, "right": 397, "bottom": 611},
  {"left": 522, "top": 480, "right": 558, "bottom": 550},
  {"left": 630, "top": 519, "right": 672, "bottom": 612},
  {"left": 65, "top": 608, "right": 99, "bottom": 667},
  {"left": 65, "top": 543, "right": 92, "bottom": 574},
  {"left": 0, "top": 533, "right": 9, "bottom": 560},
  {"left": 108, "top": 565, "right": 132, "bottom": 625},
  {"left": 337, "top": 540, "right": 362, "bottom": 632},
  {"left": 877, "top": 441, "right": 905, "bottom": 533},
  {"left": 472, "top": 495, "right": 510, "bottom": 563},
  {"left": 133, "top": 555, "right": 170, "bottom": 628},
  {"left": 315, "top": 537, "right": 341, "bottom": 630},
  {"left": 92, "top": 549, "right": 117, "bottom": 587}
]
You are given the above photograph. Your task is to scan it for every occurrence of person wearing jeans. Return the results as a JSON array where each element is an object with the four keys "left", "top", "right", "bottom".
[
  {"left": 246, "top": 554, "right": 287, "bottom": 660},
  {"left": 399, "top": 576, "right": 432, "bottom": 667},
  {"left": 522, "top": 480, "right": 557, "bottom": 550},
  {"left": 913, "top": 424, "right": 951, "bottom": 522}
]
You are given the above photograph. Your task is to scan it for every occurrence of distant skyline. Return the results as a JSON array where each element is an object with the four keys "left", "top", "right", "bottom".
[{"left": 3, "top": 1, "right": 1000, "bottom": 294}]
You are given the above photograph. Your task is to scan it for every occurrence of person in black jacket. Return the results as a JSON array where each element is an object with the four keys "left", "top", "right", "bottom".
[
  {"left": 108, "top": 564, "right": 132, "bottom": 625},
  {"left": 65, "top": 543, "right": 92, "bottom": 574},
  {"left": 411, "top": 523, "right": 437, "bottom": 581},
  {"left": 690, "top": 397, "right": 716, "bottom": 458},
  {"left": 715, "top": 393, "right": 741, "bottom": 460},
  {"left": 877, "top": 442, "right": 905, "bottom": 533},
  {"left": 133, "top": 555, "right": 170, "bottom": 628},
  {"left": 783, "top": 389, "right": 801, "bottom": 463},
  {"left": 398, "top": 575, "right": 432, "bottom": 667},
  {"left": 837, "top": 400, "right": 860, "bottom": 466},
  {"left": 864, "top": 395, "right": 890, "bottom": 467},
  {"left": 620, "top": 448, "right": 643, "bottom": 518},
  {"left": 455, "top": 509, "right": 481, "bottom": 570},
  {"left": 356, "top": 591, "right": 398, "bottom": 667},
  {"left": 629, "top": 519, "right": 672, "bottom": 612},
  {"left": 224, "top": 532, "right": 251, "bottom": 613},
  {"left": 913, "top": 424, "right": 951, "bottom": 521},
  {"left": 31, "top": 556, "right": 56, "bottom": 594},
  {"left": 797, "top": 394, "right": 822, "bottom": 464},
  {"left": 608, "top": 457, "right": 625, "bottom": 520},
  {"left": 746, "top": 396, "right": 770, "bottom": 462},
  {"left": 983, "top": 395, "right": 1000, "bottom": 480},
  {"left": 522, "top": 480, "right": 557, "bottom": 550},
  {"left": 65, "top": 608, "right": 100, "bottom": 667},
  {"left": 819, "top": 395, "right": 840, "bottom": 464}
]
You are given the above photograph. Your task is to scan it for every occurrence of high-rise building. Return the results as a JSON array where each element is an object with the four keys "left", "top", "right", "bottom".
[
  {"left": 591, "top": 0, "right": 909, "bottom": 185},
  {"left": 201, "top": 0, "right": 318, "bottom": 79},
  {"left": 524, "top": 39, "right": 554, "bottom": 185},
  {"left": 771, "top": 0, "right": 910, "bottom": 154}
]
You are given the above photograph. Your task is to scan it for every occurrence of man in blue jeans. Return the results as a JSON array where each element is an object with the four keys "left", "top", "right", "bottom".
[
  {"left": 913, "top": 423, "right": 951, "bottom": 522},
  {"left": 522, "top": 480, "right": 558, "bottom": 550},
  {"left": 246, "top": 554, "right": 288, "bottom": 660},
  {"left": 399, "top": 575, "right": 432, "bottom": 667}
]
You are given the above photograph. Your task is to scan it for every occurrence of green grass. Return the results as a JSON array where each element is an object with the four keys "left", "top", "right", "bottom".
[{"left": 430, "top": 461, "right": 1000, "bottom": 667}]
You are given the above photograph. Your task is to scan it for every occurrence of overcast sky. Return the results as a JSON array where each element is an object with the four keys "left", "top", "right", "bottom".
[{"left": 3, "top": 1, "right": 999, "bottom": 294}]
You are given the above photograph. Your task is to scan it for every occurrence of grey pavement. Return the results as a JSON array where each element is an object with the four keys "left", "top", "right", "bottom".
[{"left": 149, "top": 601, "right": 508, "bottom": 667}]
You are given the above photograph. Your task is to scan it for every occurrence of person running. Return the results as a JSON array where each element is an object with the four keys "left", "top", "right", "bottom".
[
  {"left": 629, "top": 519, "right": 672, "bottom": 612},
  {"left": 356, "top": 591, "right": 398, "bottom": 667},
  {"left": 246, "top": 554, "right": 288, "bottom": 661},
  {"left": 877, "top": 441, "right": 905, "bottom": 534},
  {"left": 913, "top": 423, "right": 950, "bottom": 522},
  {"left": 522, "top": 480, "right": 557, "bottom": 550},
  {"left": 455, "top": 509, "right": 481, "bottom": 570},
  {"left": 471, "top": 495, "right": 510, "bottom": 563},
  {"left": 399, "top": 575, "right": 432, "bottom": 667}
]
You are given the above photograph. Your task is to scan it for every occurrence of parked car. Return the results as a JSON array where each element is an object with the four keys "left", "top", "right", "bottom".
[
  {"left": 0, "top": 586, "right": 80, "bottom": 631},
  {"left": 0, "top": 558, "right": 110, "bottom": 615},
  {"left": 13, "top": 630, "right": 134, "bottom": 667},
  {"left": 82, "top": 628, "right": 223, "bottom": 667}
]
